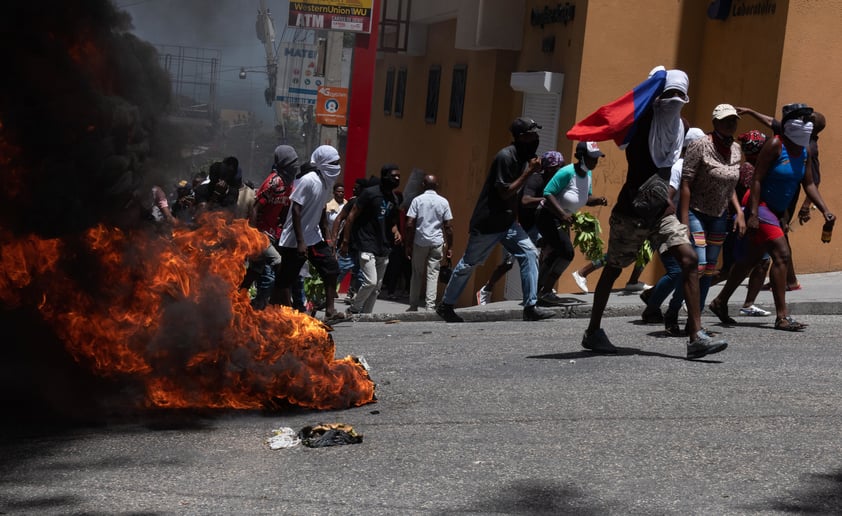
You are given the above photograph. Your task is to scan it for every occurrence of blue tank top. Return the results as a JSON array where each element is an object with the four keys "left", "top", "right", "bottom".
[{"left": 761, "top": 144, "right": 805, "bottom": 214}]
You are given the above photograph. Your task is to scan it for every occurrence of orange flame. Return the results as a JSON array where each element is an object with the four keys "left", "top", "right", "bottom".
[{"left": 0, "top": 213, "right": 375, "bottom": 410}]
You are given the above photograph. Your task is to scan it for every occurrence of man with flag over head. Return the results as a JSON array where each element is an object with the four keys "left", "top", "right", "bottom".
[{"left": 567, "top": 66, "right": 729, "bottom": 360}]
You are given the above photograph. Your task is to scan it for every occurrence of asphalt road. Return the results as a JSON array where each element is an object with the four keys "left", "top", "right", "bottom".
[{"left": 2, "top": 315, "right": 842, "bottom": 515}]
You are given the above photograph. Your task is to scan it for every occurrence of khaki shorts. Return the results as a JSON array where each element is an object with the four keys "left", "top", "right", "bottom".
[{"left": 605, "top": 211, "right": 690, "bottom": 268}]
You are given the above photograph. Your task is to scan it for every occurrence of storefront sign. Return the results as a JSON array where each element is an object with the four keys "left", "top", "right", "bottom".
[
  {"left": 531, "top": 3, "right": 576, "bottom": 27},
  {"left": 275, "top": 43, "right": 323, "bottom": 106},
  {"left": 708, "top": 0, "right": 776, "bottom": 20},
  {"left": 315, "top": 87, "right": 348, "bottom": 126},
  {"left": 288, "top": 1, "right": 373, "bottom": 33}
]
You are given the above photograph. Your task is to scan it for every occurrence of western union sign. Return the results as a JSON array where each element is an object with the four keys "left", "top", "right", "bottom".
[{"left": 288, "top": 1, "right": 374, "bottom": 33}]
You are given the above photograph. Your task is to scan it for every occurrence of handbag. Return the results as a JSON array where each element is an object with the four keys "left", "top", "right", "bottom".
[
  {"left": 438, "top": 257, "right": 453, "bottom": 284},
  {"left": 632, "top": 173, "right": 670, "bottom": 227}
]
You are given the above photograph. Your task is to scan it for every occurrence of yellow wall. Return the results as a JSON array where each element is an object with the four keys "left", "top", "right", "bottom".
[{"left": 775, "top": 0, "right": 842, "bottom": 272}]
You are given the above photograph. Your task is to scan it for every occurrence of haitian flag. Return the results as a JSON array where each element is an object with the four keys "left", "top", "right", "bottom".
[{"left": 566, "top": 69, "right": 667, "bottom": 148}]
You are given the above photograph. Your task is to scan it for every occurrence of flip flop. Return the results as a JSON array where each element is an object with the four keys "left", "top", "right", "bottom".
[{"left": 324, "top": 311, "right": 349, "bottom": 324}]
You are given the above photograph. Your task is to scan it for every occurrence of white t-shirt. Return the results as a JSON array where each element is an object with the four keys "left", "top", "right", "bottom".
[
  {"left": 407, "top": 190, "right": 453, "bottom": 246},
  {"left": 670, "top": 157, "right": 683, "bottom": 206},
  {"left": 279, "top": 171, "right": 335, "bottom": 247}
]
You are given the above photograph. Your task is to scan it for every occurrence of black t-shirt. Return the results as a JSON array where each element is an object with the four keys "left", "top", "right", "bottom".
[
  {"left": 351, "top": 185, "right": 399, "bottom": 256},
  {"left": 519, "top": 171, "right": 549, "bottom": 230},
  {"left": 470, "top": 144, "right": 530, "bottom": 234},
  {"left": 614, "top": 109, "right": 686, "bottom": 216}
]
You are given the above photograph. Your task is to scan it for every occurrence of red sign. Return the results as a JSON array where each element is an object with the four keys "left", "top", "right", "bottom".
[
  {"left": 288, "top": 1, "right": 373, "bottom": 34},
  {"left": 315, "top": 87, "right": 348, "bottom": 126}
]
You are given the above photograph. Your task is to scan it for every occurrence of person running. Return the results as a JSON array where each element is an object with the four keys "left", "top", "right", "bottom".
[
  {"left": 535, "top": 141, "right": 608, "bottom": 306},
  {"left": 569, "top": 67, "right": 728, "bottom": 359},
  {"left": 709, "top": 103, "right": 835, "bottom": 331},
  {"left": 436, "top": 117, "right": 555, "bottom": 323}
]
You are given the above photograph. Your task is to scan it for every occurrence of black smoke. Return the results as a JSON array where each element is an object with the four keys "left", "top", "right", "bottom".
[{"left": 0, "top": 0, "right": 172, "bottom": 237}]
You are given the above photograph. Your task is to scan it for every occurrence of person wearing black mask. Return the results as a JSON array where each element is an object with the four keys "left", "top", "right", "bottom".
[
  {"left": 340, "top": 164, "right": 403, "bottom": 314},
  {"left": 436, "top": 117, "right": 555, "bottom": 323}
]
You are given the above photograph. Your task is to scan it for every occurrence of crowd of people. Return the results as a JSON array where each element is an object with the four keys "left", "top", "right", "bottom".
[{"left": 147, "top": 65, "right": 833, "bottom": 361}]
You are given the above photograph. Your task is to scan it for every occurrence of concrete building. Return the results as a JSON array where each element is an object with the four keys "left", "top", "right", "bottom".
[{"left": 365, "top": 0, "right": 842, "bottom": 306}]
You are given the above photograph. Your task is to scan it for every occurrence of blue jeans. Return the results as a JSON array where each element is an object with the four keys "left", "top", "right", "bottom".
[
  {"left": 442, "top": 222, "right": 539, "bottom": 307},
  {"left": 647, "top": 251, "right": 684, "bottom": 316},
  {"left": 687, "top": 209, "right": 728, "bottom": 307}
]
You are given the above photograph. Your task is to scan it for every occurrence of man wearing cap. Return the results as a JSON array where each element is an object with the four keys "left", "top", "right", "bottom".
[
  {"left": 581, "top": 69, "right": 730, "bottom": 360},
  {"left": 436, "top": 117, "right": 556, "bottom": 322},
  {"left": 535, "top": 141, "right": 608, "bottom": 306}
]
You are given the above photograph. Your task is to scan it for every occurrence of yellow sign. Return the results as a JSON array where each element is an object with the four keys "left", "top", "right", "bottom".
[
  {"left": 289, "top": 1, "right": 374, "bottom": 33},
  {"left": 316, "top": 87, "right": 348, "bottom": 126}
]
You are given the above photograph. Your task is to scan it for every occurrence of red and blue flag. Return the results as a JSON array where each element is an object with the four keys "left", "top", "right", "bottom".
[{"left": 566, "top": 69, "right": 666, "bottom": 148}]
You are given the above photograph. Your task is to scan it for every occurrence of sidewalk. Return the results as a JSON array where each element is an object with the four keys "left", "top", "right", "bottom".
[{"left": 343, "top": 271, "right": 842, "bottom": 323}]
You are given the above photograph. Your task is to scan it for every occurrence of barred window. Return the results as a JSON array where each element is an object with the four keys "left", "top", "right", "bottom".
[
  {"left": 425, "top": 66, "right": 441, "bottom": 123},
  {"left": 448, "top": 65, "right": 467, "bottom": 128},
  {"left": 384, "top": 67, "right": 395, "bottom": 116},
  {"left": 394, "top": 68, "right": 408, "bottom": 118}
]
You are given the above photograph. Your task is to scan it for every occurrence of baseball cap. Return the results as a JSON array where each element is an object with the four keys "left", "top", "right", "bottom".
[
  {"left": 781, "top": 103, "right": 813, "bottom": 124},
  {"left": 712, "top": 104, "right": 740, "bottom": 120},
  {"left": 510, "top": 117, "right": 542, "bottom": 137},
  {"left": 576, "top": 141, "right": 605, "bottom": 159}
]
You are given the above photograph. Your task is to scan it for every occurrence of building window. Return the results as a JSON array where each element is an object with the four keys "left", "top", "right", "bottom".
[
  {"left": 448, "top": 64, "right": 467, "bottom": 128},
  {"left": 394, "top": 68, "right": 408, "bottom": 118},
  {"left": 379, "top": 0, "right": 412, "bottom": 53},
  {"left": 384, "top": 67, "right": 395, "bottom": 116},
  {"left": 425, "top": 66, "right": 441, "bottom": 124}
]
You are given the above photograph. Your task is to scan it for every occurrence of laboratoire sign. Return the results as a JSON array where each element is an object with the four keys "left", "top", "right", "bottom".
[
  {"left": 289, "top": 0, "right": 373, "bottom": 33},
  {"left": 530, "top": 2, "right": 575, "bottom": 27},
  {"left": 707, "top": 0, "right": 776, "bottom": 20}
]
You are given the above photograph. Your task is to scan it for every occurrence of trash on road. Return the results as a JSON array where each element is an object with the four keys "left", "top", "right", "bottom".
[
  {"left": 266, "top": 427, "right": 301, "bottom": 449},
  {"left": 298, "top": 423, "right": 363, "bottom": 448}
]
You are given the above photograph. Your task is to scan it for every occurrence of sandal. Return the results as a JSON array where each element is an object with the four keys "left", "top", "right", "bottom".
[
  {"left": 708, "top": 300, "right": 737, "bottom": 325},
  {"left": 774, "top": 316, "right": 807, "bottom": 331}
]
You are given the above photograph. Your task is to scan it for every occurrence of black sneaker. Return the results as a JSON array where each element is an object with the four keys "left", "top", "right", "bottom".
[
  {"left": 641, "top": 308, "right": 664, "bottom": 324},
  {"left": 639, "top": 287, "right": 653, "bottom": 304},
  {"left": 523, "top": 304, "right": 556, "bottom": 321},
  {"left": 686, "top": 330, "right": 728, "bottom": 359},
  {"left": 581, "top": 328, "right": 618, "bottom": 354},
  {"left": 436, "top": 303, "right": 464, "bottom": 323},
  {"left": 537, "top": 292, "right": 567, "bottom": 307}
]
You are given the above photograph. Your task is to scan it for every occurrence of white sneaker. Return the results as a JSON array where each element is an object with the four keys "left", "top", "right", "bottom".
[
  {"left": 739, "top": 304, "right": 771, "bottom": 316},
  {"left": 476, "top": 286, "right": 491, "bottom": 305},
  {"left": 572, "top": 271, "right": 589, "bottom": 293}
]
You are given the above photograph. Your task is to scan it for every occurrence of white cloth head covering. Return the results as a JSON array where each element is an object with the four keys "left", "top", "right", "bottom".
[
  {"left": 664, "top": 69, "right": 689, "bottom": 95},
  {"left": 310, "top": 145, "right": 341, "bottom": 179},
  {"left": 649, "top": 69, "right": 689, "bottom": 169}
]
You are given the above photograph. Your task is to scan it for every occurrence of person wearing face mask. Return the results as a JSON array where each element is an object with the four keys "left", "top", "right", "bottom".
[
  {"left": 679, "top": 104, "right": 746, "bottom": 314},
  {"left": 276, "top": 145, "right": 343, "bottom": 321},
  {"left": 242, "top": 145, "right": 299, "bottom": 310},
  {"left": 736, "top": 105, "right": 828, "bottom": 292},
  {"left": 572, "top": 67, "right": 728, "bottom": 360},
  {"left": 340, "top": 164, "right": 403, "bottom": 314},
  {"left": 709, "top": 103, "right": 836, "bottom": 331},
  {"left": 535, "top": 142, "right": 608, "bottom": 307},
  {"left": 435, "top": 117, "right": 556, "bottom": 323}
]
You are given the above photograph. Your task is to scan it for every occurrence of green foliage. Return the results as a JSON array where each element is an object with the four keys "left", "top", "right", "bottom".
[
  {"left": 635, "top": 239, "right": 654, "bottom": 268},
  {"left": 571, "top": 212, "right": 605, "bottom": 261},
  {"left": 303, "top": 263, "right": 325, "bottom": 305}
]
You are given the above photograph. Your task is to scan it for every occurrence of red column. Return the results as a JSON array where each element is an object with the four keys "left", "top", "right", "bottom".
[
  {"left": 343, "top": 0, "right": 380, "bottom": 188},
  {"left": 339, "top": 0, "right": 379, "bottom": 293}
]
